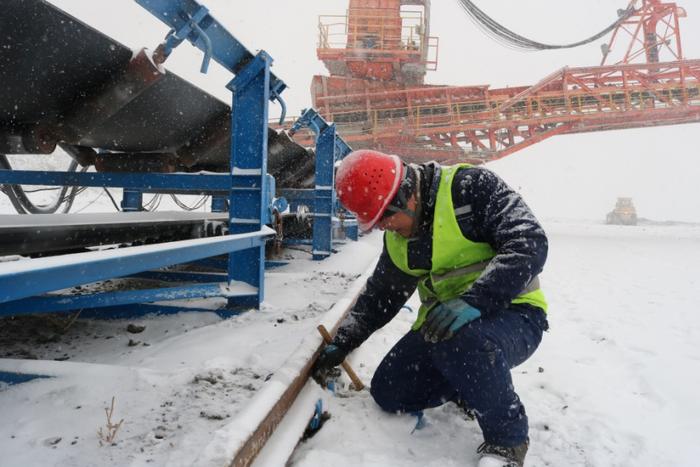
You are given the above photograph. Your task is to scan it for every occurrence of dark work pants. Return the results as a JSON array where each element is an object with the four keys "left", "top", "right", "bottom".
[{"left": 370, "top": 304, "right": 548, "bottom": 447}]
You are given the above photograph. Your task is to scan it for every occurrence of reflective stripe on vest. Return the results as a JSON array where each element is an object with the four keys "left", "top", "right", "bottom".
[
  {"left": 385, "top": 164, "right": 547, "bottom": 330},
  {"left": 423, "top": 273, "right": 541, "bottom": 310}
]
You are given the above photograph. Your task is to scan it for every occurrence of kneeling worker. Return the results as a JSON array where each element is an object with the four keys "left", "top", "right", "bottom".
[{"left": 313, "top": 150, "right": 549, "bottom": 467}]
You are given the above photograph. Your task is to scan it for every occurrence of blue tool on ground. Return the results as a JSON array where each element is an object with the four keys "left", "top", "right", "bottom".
[{"left": 302, "top": 398, "right": 331, "bottom": 440}]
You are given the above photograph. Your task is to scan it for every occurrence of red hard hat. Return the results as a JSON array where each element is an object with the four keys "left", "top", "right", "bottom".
[{"left": 335, "top": 149, "right": 403, "bottom": 231}]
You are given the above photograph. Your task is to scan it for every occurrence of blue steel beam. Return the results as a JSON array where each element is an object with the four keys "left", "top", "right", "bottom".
[
  {"left": 226, "top": 52, "right": 270, "bottom": 307},
  {"left": 0, "top": 283, "right": 255, "bottom": 317},
  {"left": 312, "top": 125, "right": 336, "bottom": 260},
  {"left": 0, "top": 229, "right": 273, "bottom": 304}
]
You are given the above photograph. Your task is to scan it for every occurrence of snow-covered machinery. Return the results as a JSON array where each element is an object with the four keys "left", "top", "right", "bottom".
[
  {"left": 0, "top": 0, "right": 352, "bottom": 320},
  {"left": 305, "top": 0, "right": 700, "bottom": 163},
  {"left": 606, "top": 197, "right": 638, "bottom": 225}
]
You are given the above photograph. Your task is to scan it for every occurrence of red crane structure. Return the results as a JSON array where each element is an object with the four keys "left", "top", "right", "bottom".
[{"left": 308, "top": 0, "right": 700, "bottom": 164}]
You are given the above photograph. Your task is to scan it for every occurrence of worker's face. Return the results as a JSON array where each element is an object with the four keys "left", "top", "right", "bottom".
[{"left": 375, "top": 196, "right": 416, "bottom": 238}]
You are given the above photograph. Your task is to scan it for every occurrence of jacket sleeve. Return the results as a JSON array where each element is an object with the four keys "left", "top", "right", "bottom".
[
  {"left": 452, "top": 167, "right": 548, "bottom": 314},
  {"left": 331, "top": 241, "right": 419, "bottom": 352}
]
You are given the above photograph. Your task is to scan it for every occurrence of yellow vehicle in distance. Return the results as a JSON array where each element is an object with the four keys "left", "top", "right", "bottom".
[{"left": 606, "top": 197, "right": 638, "bottom": 226}]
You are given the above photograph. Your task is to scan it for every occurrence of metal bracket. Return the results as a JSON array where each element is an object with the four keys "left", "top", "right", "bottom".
[
  {"left": 136, "top": 0, "right": 288, "bottom": 122},
  {"left": 289, "top": 108, "right": 352, "bottom": 159}
]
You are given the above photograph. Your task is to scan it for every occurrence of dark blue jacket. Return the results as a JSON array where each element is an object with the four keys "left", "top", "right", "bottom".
[{"left": 332, "top": 163, "right": 548, "bottom": 352}]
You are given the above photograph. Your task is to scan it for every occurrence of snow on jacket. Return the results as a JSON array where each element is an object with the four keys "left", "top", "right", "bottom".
[{"left": 332, "top": 163, "right": 549, "bottom": 352}]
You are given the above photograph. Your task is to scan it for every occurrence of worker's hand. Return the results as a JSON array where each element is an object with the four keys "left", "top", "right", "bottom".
[
  {"left": 421, "top": 298, "right": 481, "bottom": 343},
  {"left": 311, "top": 344, "right": 348, "bottom": 388}
]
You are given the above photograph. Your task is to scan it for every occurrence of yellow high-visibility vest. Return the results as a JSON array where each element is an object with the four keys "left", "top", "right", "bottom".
[{"left": 385, "top": 164, "right": 547, "bottom": 330}]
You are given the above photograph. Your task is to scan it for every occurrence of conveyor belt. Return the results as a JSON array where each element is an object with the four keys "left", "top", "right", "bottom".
[
  {"left": 0, "top": 0, "right": 314, "bottom": 186},
  {"left": 0, "top": 211, "right": 229, "bottom": 257}
]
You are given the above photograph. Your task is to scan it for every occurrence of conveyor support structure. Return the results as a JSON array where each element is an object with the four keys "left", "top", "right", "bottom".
[
  {"left": 0, "top": 0, "right": 289, "bottom": 315},
  {"left": 284, "top": 109, "right": 356, "bottom": 260}
]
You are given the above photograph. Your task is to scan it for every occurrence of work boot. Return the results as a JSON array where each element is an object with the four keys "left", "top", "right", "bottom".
[{"left": 476, "top": 440, "right": 528, "bottom": 467}]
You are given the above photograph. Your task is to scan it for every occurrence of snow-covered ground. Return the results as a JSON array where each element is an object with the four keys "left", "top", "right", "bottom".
[
  {"left": 2, "top": 0, "right": 700, "bottom": 464},
  {"left": 292, "top": 221, "right": 700, "bottom": 467},
  {"left": 1, "top": 217, "right": 699, "bottom": 467},
  {"left": 0, "top": 226, "right": 378, "bottom": 467}
]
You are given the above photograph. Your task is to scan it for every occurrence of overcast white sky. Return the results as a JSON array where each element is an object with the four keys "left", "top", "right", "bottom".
[{"left": 50, "top": 0, "right": 700, "bottom": 222}]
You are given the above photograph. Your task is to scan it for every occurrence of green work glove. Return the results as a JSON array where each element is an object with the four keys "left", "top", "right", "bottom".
[
  {"left": 421, "top": 298, "right": 481, "bottom": 343},
  {"left": 311, "top": 344, "right": 348, "bottom": 387}
]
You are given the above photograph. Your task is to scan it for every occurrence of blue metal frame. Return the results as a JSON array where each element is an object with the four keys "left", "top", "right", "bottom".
[
  {"left": 285, "top": 108, "right": 353, "bottom": 260},
  {"left": 121, "top": 189, "right": 143, "bottom": 211},
  {"left": 226, "top": 51, "right": 270, "bottom": 307},
  {"left": 0, "top": 0, "right": 290, "bottom": 318},
  {"left": 138, "top": 0, "right": 281, "bottom": 307},
  {"left": 0, "top": 283, "right": 254, "bottom": 317},
  {"left": 0, "top": 230, "right": 272, "bottom": 308}
]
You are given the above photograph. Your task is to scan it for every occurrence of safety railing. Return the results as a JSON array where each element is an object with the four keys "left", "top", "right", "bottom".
[
  {"left": 318, "top": 10, "right": 438, "bottom": 67},
  {"left": 313, "top": 62, "right": 700, "bottom": 137}
]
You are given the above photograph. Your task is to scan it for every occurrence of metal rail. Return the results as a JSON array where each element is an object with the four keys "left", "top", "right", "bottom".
[{"left": 196, "top": 262, "right": 375, "bottom": 467}]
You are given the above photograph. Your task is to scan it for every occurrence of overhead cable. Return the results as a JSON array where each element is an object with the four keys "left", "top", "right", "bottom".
[{"left": 455, "top": 0, "right": 635, "bottom": 51}]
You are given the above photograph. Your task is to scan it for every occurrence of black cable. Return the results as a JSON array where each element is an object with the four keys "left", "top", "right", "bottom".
[
  {"left": 0, "top": 154, "right": 73, "bottom": 214},
  {"left": 170, "top": 194, "right": 209, "bottom": 211},
  {"left": 455, "top": 0, "right": 635, "bottom": 51},
  {"left": 143, "top": 193, "right": 163, "bottom": 211},
  {"left": 73, "top": 190, "right": 104, "bottom": 214},
  {"left": 102, "top": 188, "right": 121, "bottom": 211},
  {"left": 59, "top": 182, "right": 82, "bottom": 213},
  {"left": 0, "top": 154, "right": 91, "bottom": 214}
]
